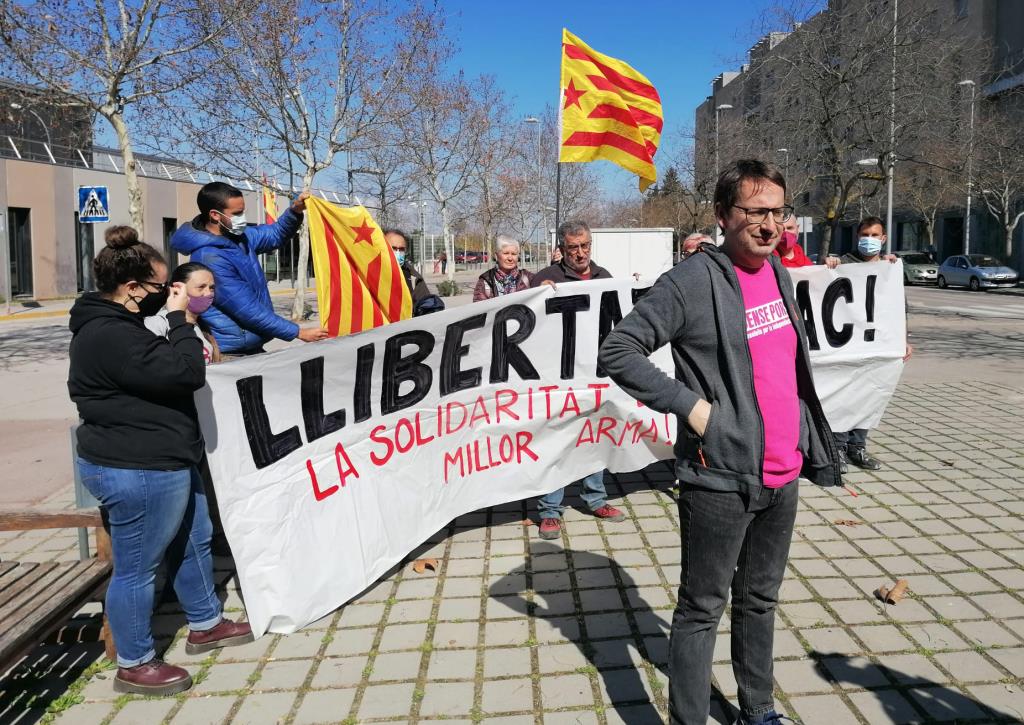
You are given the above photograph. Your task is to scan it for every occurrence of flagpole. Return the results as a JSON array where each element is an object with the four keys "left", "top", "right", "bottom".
[{"left": 554, "top": 162, "right": 562, "bottom": 242}]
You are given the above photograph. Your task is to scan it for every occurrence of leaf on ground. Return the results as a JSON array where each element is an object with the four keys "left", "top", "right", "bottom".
[
  {"left": 833, "top": 518, "right": 862, "bottom": 527},
  {"left": 875, "top": 578, "right": 910, "bottom": 604},
  {"left": 411, "top": 558, "right": 439, "bottom": 574}
]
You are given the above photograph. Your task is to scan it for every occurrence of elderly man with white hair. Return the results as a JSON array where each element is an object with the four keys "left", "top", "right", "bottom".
[
  {"left": 472, "top": 234, "right": 534, "bottom": 302},
  {"left": 681, "top": 232, "right": 713, "bottom": 259}
]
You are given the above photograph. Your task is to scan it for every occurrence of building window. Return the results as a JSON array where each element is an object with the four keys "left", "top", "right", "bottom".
[
  {"left": 74, "top": 212, "right": 95, "bottom": 292},
  {"left": 954, "top": 0, "right": 968, "bottom": 19},
  {"left": 7, "top": 207, "right": 32, "bottom": 297}
]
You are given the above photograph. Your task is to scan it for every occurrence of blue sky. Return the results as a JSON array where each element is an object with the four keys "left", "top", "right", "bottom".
[{"left": 444, "top": 0, "right": 775, "bottom": 194}]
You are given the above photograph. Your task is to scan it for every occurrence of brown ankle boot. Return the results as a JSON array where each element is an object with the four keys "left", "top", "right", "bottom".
[
  {"left": 185, "top": 618, "right": 254, "bottom": 654},
  {"left": 114, "top": 659, "right": 192, "bottom": 696}
]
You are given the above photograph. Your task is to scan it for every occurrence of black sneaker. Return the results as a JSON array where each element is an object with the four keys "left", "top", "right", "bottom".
[
  {"left": 848, "top": 446, "right": 882, "bottom": 470},
  {"left": 837, "top": 446, "right": 849, "bottom": 474}
]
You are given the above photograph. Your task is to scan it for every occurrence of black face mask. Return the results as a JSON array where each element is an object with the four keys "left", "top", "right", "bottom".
[{"left": 132, "top": 288, "right": 168, "bottom": 317}]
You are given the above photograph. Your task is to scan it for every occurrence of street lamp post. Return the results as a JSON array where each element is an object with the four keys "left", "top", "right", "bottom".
[
  {"left": 524, "top": 116, "right": 542, "bottom": 269},
  {"left": 409, "top": 199, "right": 427, "bottom": 267},
  {"left": 10, "top": 102, "right": 53, "bottom": 161},
  {"left": 776, "top": 148, "right": 790, "bottom": 182},
  {"left": 714, "top": 104, "right": 733, "bottom": 183},
  {"left": 884, "top": 0, "right": 898, "bottom": 255},
  {"left": 856, "top": 158, "right": 880, "bottom": 218},
  {"left": 958, "top": 79, "right": 976, "bottom": 256}
]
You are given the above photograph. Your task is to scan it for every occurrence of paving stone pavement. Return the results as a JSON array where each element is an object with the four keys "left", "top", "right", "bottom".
[{"left": 1, "top": 380, "right": 1023, "bottom": 724}]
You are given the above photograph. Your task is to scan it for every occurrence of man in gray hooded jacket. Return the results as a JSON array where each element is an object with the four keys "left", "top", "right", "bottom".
[{"left": 599, "top": 159, "right": 841, "bottom": 725}]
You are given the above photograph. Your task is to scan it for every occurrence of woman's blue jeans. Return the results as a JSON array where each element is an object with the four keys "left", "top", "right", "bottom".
[{"left": 77, "top": 459, "right": 223, "bottom": 667}]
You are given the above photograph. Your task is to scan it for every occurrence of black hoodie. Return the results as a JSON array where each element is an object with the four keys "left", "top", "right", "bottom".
[{"left": 68, "top": 293, "right": 207, "bottom": 469}]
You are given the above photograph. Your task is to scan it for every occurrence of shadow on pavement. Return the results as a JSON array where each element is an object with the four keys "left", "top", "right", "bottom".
[
  {"left": 908, "top": 321, "right": 1024, "bottom": 362},
  {"left": 490, "top": 542, "right": 734, "bottom": 725},
  {"left": 809, "top": 650, "right": 1024, "bottom": 723},
  {"left": 0, "top": 322, "right": 71, "bottom": 370}
]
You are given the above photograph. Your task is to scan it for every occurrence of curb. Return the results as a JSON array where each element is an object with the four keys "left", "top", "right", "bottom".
[{"left": 0, "top": 309, "right": 71, "bottom": 322}]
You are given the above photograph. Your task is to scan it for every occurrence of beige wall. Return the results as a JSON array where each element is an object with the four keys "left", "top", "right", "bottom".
[
  {"left": 6, "top": 160, "right": 59, "bottom": 298},
  {"left": 0, "top": 158, "right": 310, "bottom": 300},
  {"left": 2, "top": 159, "right": 211, "bottom": 298}
]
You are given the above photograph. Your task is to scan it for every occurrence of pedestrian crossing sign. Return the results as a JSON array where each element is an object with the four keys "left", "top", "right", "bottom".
[{"left": 78, "top": 186, "right": 109, "bottom": 223}]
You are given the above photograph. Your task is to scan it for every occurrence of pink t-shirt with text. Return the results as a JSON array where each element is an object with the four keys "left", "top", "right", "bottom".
[{"left": 734, "top": 262, "right": 802, "bottom": 487}]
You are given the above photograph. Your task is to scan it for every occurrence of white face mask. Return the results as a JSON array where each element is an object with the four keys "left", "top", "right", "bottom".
[{"left": 217, "top": 211, "right": 248, "bottom": 236}]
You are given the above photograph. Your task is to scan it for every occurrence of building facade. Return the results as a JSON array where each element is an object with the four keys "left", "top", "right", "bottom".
[{"left": 694, "top": 0, "right": 1024, "bottom": 265}]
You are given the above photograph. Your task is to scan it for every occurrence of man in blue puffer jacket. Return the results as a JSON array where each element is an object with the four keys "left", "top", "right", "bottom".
[{"left": 171, "top": 182, "right": 328, "bottom": 355}]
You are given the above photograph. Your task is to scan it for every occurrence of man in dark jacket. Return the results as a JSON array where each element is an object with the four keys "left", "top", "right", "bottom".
[
  {"left": 171, "top": 182, "right": 328, "bottom": 355},
  {"left": 531, "top": 219, "right": 612, "bottom": 287},
  {"left": 834, "top": 216, "right": 909, "bottom": 471},
  {"left": 530, "top": 220, "right": 623, "bottom": 540},
  {"left": 599, "top": 160, "right": 841, "bottom": 725},
  {"left": 383, "top": 228, "right": 432, "bottom": 305}
]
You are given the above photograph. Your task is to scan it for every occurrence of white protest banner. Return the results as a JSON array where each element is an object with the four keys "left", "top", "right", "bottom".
[
  {"left": 197, "top": 266, "right": 906, "bottom": 637},
  {"left": 196, "top": 280, "right": 676, "bottom": 636},
  {"left": 790, "top": 260, "right": 907, "bottom": 432}
]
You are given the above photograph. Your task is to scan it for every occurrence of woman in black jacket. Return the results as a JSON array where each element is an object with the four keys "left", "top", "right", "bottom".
[{"left": 69, "top": 226, "right": 251, "bottom": 696}]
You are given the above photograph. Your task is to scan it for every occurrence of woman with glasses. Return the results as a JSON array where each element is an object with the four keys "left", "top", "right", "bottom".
[
  {"left": 68, "top": 226, "right": 252, "bottom": 696},
  {"left": 473, "top": 234, "right": 534, "bottom": 301}
]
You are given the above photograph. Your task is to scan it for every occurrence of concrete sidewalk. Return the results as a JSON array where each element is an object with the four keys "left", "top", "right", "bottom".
[{"left": 1, "top": 380, "right": 1022, "bottom": 724}]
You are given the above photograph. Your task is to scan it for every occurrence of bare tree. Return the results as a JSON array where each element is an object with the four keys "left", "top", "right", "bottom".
[
  {"left": 471, "top": 114, "right": 523, "bottom": 257},
  {"left": 346, "top": 133, "right": 418, "bottom": 228},
  {"left": 898, "top": 150, "right": 961, "bottom": 251},
  {"left": 648, "top": 127, "right": 719, "bottom": 237},
  {"left": 158, "top": 0, "right": 444, "bottom": 319},
  {"left": 400, "top": 73, "right": 508, "bottom": 283},
  {"left": 974, "top": 110, "right": 1024, "bottom": 261},
  {"left": 0, "top": 0, "right": 246, "bottom": 230},
  {"left": 743, "top": 0, "right": 973, "bottom": 254}
]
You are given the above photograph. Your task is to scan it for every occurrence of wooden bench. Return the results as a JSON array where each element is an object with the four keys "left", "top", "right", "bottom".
[{"left": 0, "top": 510, "right": 115, "bottom": 673}]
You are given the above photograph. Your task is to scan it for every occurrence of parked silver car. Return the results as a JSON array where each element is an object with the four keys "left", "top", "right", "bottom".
[
  {"left": 894, "top": 251, "right": 937, "bottom": 284},
  {"left": 936, "top": 254, "right": 1020, "bottom": 291}
]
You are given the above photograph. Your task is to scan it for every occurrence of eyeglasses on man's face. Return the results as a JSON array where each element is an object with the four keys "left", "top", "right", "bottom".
[
  {"left": 139, "top": 280, "right": 168, "bottom": 293},
  {"left": 731, "top": 205, "right": 795, "bottom": 224},
  {"left": 565, "top": 242, "right": 592, "bottom": 254}
]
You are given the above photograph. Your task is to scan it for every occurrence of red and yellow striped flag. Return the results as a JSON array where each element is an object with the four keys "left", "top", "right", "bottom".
[
  {"left": 262, "top": 180, "right": 278, "bottom": 224},
  {"left": 559, "top": 28, "right": 663, "bottom": 191},
  {"left": 306, "top": 197, "right": 412, "bottom": 337}
]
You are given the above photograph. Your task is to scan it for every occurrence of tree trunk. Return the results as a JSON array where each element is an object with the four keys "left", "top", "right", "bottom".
[
  {"left": 291, "top": 171, "right": 316, "bottom": 321},
  {"left": 108, "top": 112, "right": 144, "bottom": 233},
  {"left": 440, "top": 202, "right": 455, "bottom": 283}
]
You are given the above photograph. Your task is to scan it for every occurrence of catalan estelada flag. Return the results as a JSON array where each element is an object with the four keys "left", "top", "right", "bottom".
[
  {"left": 559, "top": 28, "right": 663, "bottom": 191},
  {"left": 306, "top": 197, "right": 412, "bottom": 337},
  {"left": 262, "top": 179, "right": 278, "bottom": 224}
]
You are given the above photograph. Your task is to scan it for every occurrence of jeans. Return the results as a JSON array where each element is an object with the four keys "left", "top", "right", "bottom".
[
  {"left": 834, "top": 428, "right": 869, "bottom": 450},
  {"left": 537, "top": 471, "right": 607, "bottom": 519},
  {"left": 77, "top": 459, "right": 222, "bottom": 667},
  {"left": 669, "top": 481, "right": 799, "bottom": 725}
]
